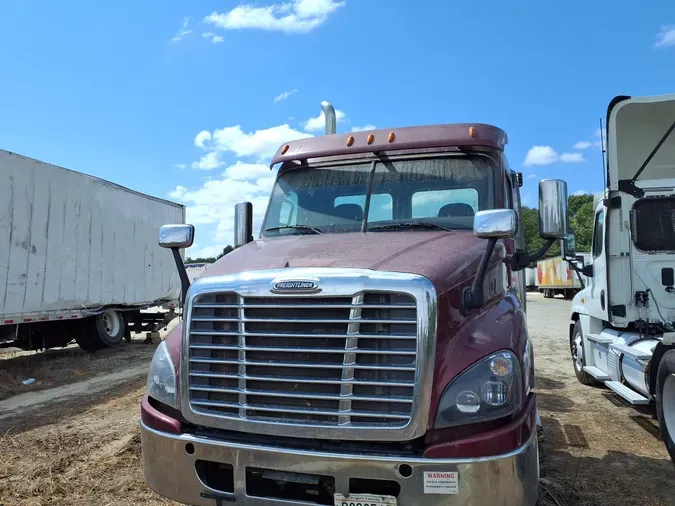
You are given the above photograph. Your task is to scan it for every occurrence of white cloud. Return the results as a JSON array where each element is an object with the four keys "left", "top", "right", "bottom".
[
  {"left": 523, "top": 145, "right": 585, "bottom": 166},
  {"left": 303, "top": 109, "right": 347, "bottom": 132},
  {"left": 192, "top": 152, "right": 224, "bottom": 170},
  {"left": 573, "top": 141, "right": 592, "bottom": 150},
  {"left": 274, "top": 89, "right": 298, "bottom": 103},
  {"left": 526, "top": 173, "right": 538, "bottom": 180},
  {"left": 594, "top": 128, "right": 602, "bottom": 138},
  {"left": 655, "top": 26, "right": 675, "bottom": 48},
  {"left": 173, "top": 163, "right": 187, "bottom": 169},
  {"left": 523, "top": 146, "right": 558, "bottom": 166},
  {"left": 170, "top": 17, "right": 193, "bottom": 44},
  {"left": 351, "top": 124, "right": 377, "bottom": 132},
  {"left": 202, "top": 32, "right": 225, "bottom": 43},
  {"left": 187, "top": 245, "right": 226, "bottom": 259},
  {"left": 560, "top": 152, "right": 585, "bottom": 163},
  {"left": 195, "top": 130, "right": 212, "bottom": 149},
  {"left": 207, "top": 124, "right": 312, "bottom": 160},
  {"left": 204, "top": 0, "right": 345, "bottom": 34},
  {"left": 169, "top": 185, "right": 187, "bottom": 199},
  {"left": 573, "top": 190, "right": 589, "bottom": 196}
]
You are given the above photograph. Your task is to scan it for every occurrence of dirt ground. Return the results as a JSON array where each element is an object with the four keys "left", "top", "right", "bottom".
[{"left": 0, "top": 294, "right": 673, "bottom": 506}]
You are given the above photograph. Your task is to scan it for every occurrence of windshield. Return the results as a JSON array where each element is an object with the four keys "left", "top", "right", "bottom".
[{"left": 261, "top": 154, "right": 496, "bottom": 237}]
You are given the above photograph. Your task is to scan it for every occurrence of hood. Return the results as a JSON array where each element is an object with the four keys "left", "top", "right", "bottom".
[
  {"left": 608, "top": 94, "right": 675, "bottom": 190},
  {"left": 203, "top": 231, "right": 493, "bottom": 295}
]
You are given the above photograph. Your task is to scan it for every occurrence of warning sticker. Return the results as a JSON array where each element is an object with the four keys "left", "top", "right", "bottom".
[{"left": 423, "top": 471, "right": 459, "bottom": 494}]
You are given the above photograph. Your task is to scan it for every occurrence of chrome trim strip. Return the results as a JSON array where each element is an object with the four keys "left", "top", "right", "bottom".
[{"left": 180, "top": 267, "right": 437, "bottom": 441}]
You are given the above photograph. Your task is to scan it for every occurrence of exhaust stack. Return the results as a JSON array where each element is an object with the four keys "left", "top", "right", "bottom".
[{"left": 321, "top": 101, "right": 336, "bottom": 135}]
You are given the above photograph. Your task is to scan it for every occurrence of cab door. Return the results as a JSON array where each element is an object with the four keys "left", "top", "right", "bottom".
[{"left": 586, "top": 201, "right": 609, "bottom": 321}]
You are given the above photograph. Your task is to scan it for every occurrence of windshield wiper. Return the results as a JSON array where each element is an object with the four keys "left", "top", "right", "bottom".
[
  {"left": 368, "top": 222, "right": 456, "bottom": 232},
  {"left": 264, "top": 225, "right": 322, "bottom": 235}
]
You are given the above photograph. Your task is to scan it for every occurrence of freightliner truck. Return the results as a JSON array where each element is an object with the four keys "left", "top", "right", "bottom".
[
  {"left": 567, "top": 94, "right": 675, "bottom": 463},
  {"left": 141, "top": 102, "right": 570, "bottom": 505}
]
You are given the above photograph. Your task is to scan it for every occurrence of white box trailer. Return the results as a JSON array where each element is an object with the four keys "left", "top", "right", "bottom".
[{"left": 0, "top": 149, "right": 184, "bottom": 351}]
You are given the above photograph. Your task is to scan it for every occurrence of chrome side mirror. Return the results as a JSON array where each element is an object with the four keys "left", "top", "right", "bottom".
[
  {"left": 158, "top": 224, "right": 195, "bottom": 249},
  {"left": 158, "top": 224, "right": 195, "bottom": 306},
  {"left": 234, "top": 202, "right": 254, "bottom": 248},
  {"left": 538, "top": 179, "right": 568, "bottom": 239},
  {"left": 473, "top": 209, "right": 517, "bottom": 239}
]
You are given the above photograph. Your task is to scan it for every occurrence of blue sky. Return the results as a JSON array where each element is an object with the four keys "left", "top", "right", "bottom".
[{"left": 1, "top": 0, "right": 674, "bottom": 257}]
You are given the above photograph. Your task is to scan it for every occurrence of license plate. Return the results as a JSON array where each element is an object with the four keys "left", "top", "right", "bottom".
[{"left": 333, "top": 493, "right": 397, "bottom": 506}]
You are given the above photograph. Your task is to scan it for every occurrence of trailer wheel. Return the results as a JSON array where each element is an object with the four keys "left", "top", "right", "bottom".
[
  {"left": 656, "top": 350, "right": 675, "bottom": 463},
  {"left": 75, "top": 309, "right": 125, "bottom": 352},
  {"left": 571, "top": 321, "right": 594, "bottom": 385}
]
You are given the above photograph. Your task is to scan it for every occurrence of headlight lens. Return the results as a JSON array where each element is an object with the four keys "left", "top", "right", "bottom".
[
  {"left": 147, "top": 340, "right": 178, "bottom": 408},
  {"left": 434, "top": 350, "right": 522, "bottom": 429}
]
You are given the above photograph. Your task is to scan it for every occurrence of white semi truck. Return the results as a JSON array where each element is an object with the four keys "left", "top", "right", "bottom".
[
  {"left": 567, "top": 94, "right": 675, "bottom": 462},
  {"left": 0, "top": 149, "right": 184, "bottom": 351}
]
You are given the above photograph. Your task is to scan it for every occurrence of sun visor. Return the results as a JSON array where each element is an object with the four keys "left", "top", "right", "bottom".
[{"left": 608, "top": 94, "right": 675, "bottom": 190}]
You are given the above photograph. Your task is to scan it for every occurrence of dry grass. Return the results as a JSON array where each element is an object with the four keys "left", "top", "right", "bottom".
[
  {"left": 0, "top": 381, "right": 175, "bottom": 506},
  {"left": 0, "top": 339, "right": 158, "bottom": 401}
]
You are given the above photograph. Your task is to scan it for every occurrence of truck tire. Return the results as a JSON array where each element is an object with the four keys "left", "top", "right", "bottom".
[
  {"left": 75, "top": 309, "right": 125, "bottom": 352},
  {"left": 571, "top": 321, "right": 594, "bottom": 385},
  {"left": 656, "top": 350, "right": 675, "bottom": 463}
]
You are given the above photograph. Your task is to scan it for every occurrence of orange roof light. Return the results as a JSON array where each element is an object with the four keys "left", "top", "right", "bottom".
[
  {"left": 281, "top": 144, "right": 290, "bottom": 155},
  {"left": 347, "top": 135, "right": 355, "bottom": 147},
  {"left": 388, "top": 132, "right": 396, "bottom": 143},
  {"left": 367, "top": 133, "right": 375, "bottom": 145},
  {"left": 469, "top": 126, "right": 477, "bottom": 138}
]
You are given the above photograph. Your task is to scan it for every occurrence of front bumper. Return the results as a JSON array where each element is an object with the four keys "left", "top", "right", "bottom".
[{"left": 141, "top": 422, "right": 539, "bottom": 506}]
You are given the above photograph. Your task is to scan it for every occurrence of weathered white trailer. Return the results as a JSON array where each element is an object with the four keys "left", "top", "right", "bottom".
[{"left": 0, "top": 149, "right": 184, "bottom": 351}]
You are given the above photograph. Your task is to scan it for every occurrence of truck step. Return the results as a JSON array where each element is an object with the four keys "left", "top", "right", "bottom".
[
  {"left": 605, "top": 381, "right": 650, "bottom": 405},
  {"left": 609, "top": 343, "right": 652, "bottom": 360},
  {"left": 586, "top": 333, "right": 614, "bottom": 344},
  {"left": 583, "top": 366, "right": 610, "bottom": 380}
]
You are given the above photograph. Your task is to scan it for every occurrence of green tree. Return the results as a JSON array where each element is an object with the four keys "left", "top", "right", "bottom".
[{"left": 522, "top": 194, "right": 595, "bottom": 260}]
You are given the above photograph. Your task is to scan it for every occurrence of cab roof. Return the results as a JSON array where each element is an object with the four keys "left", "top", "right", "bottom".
[{"left": 270, "top": 123, "right": 507, "bottom": 167}]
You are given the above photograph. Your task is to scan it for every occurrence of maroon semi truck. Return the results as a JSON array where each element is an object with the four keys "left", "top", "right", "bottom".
[{"left": 141, "top": 103, "right": 569, "bottom": 506}]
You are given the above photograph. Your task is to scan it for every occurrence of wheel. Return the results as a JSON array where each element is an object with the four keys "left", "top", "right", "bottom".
[
  {"left": 656, "top": 350, "right": 675, "bottom": 463},
  {"left": 571, "top": 321, "right": 594, "bottom": 385},
  {"left": 75, "top": 309, "right": 125, "bottom": 351}
]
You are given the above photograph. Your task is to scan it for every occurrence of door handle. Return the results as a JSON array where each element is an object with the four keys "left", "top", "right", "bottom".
[{"left": 600, "top": 290, "right": 605, "bottom": 310}]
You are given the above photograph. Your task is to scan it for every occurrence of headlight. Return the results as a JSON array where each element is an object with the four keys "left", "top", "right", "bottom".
[
  {"left": 147, "top": 340, "right": 178, "bottom": 408},
  {"left": 434, "top": 350, "right": 522, "bottom": 429}
]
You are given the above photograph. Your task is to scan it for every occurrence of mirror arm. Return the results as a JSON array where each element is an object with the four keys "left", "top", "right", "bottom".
[
  {"left": 463, "top": 238, "right": 498, "bottom": 313},
  {"left": 171, "top": 248, "right": 191, "bottom": 307},
  {"left": 511, "top": 238, "right": 556, "bottom": 271}
]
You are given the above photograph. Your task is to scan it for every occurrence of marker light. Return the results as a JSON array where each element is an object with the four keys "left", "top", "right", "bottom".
[
  {"left": 388, "top": 132, "right": 396, "bottom": 143},
  {"left": 367, "top": 133, "right": 375, "bottom": 145},
  {"left": 469, "top": 126, "right": 477, "bottom": 138},
  {"left": 281, "top": 144, "right": 290, "bottom": 155},
  {"left": 490, "top": 355, "right": 514, "bottom": 377},
  {"left": 347, "top": 136, "right": 355, "bottom": 147}
]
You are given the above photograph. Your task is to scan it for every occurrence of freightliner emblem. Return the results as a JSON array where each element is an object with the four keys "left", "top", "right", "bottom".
[{"left": 271, "top": 280, "right": 320, "bottom": 293}]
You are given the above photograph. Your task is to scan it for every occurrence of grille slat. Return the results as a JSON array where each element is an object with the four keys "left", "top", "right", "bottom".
[
  {"left": 192, "top": 317, "right": 416, "bottom": 324},
  {"left": 190, "top": 400, "right": 412, "bottom": 420},
  {"left": 187, "top": 290, "right": 418, "bottom": 429},
  {"left": 189, "top": 372, "right": 414, "bottom": 387},
  {"left": 190, "top": 330, "right": 416, "bottom": 340},
  {"left": 189, "top": 358, "right": 416, "bottom": 371},
  {"left": 188, "top": 386, "right": 414, "bottom": 404},
  {"left": 189, "top": 344, "right": 416, "bottom": 355}
]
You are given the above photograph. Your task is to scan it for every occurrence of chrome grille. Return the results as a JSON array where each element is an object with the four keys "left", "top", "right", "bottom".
[{"left": 187, "top": 292, "right": 418, "bottom": 428}]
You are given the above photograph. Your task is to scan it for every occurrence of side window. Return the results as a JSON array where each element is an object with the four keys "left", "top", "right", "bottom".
[
  {"left": 411, "top": 189, "right": 479, "bottom": 218},
  {"left": 504, "top": 174, "right": 513, "bottom": 209},
  {"left": 334, "top": 194, "right": 393, "bottom": 222},
  {"left": 592, "top": 210, "right": 604, "bottom": 258},
  {"left": 278, "top": 192, "right": 298, "bottom": 226}
]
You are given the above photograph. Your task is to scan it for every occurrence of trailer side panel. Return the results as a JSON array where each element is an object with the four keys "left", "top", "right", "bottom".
[{"left": 0, "top": 150, "right": 183, "bottom": 318}]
